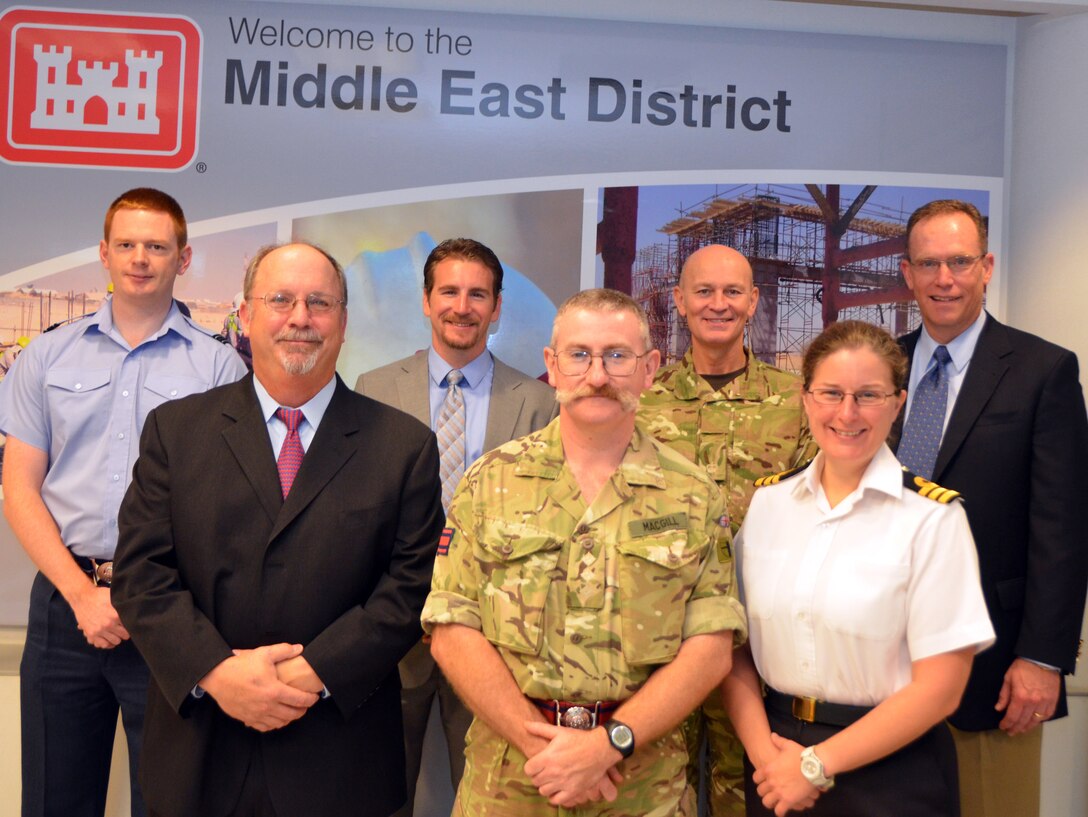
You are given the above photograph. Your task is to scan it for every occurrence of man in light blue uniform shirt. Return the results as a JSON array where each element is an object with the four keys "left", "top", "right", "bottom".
[
  {"left": 356, "top": 237, "right": 557, "bottom": 816},
  {"left": 0, "top": 188, "right": 246, "bottom": 817}
]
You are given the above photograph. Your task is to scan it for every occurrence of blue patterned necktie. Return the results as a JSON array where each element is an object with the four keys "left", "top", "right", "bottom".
[
  {"left": 898, "top": 345, "right": 951, "bottom": 479},
  {"left": 436, "top": 369, "right": 465, "bottom": 512}
]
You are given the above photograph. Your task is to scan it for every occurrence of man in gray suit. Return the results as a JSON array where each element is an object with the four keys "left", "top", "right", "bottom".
[{"left": 356, "top": 237, "right": 557, "bottom": 816}]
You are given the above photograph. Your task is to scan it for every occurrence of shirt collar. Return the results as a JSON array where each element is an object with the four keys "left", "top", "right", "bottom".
[
  {"left": 618, "top": 424, "right": 668, "bottom": 488},
  {"left": 86, "top": 298, "right": 194, "bottom": 348},
  {"left": 513, "top": 419, "right": 666, "bottom": 489},
  {"left": 792, "top": 443, "right": 903, "bottom": 503},
  {"left": 916, "top": 309, "right": 987, "bottom": 376},
  {"left": 252, "top": 374, "right": 337, "bottom": 427},
  {"left": 427, "top": 345, "right": 493, "bottom": 389}
]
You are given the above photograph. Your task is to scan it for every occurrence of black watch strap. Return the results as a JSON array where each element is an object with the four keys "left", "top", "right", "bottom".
[{"left": 604, "top": 719, "right": 635, "bottom": 758}]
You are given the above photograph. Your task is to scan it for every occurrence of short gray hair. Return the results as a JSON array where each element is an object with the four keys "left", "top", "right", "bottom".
[{"left": 551, "top": 288, "right": 651, "bottom": 350}]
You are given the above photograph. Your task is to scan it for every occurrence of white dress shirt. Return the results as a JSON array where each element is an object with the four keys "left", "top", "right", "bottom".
[
  {"left": 736, "top": 444, "right": 994, "bottom": 706},
  {"left": 903, "top": 309, "right": 987, "bottom": 433}
]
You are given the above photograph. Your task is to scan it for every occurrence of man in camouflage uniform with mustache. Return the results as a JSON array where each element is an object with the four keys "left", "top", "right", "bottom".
[
  {"left": 638, "top": 245, "right": 816, "bottom": 815},
  {"left": 423, "top": 289, "right": 747, "bottom": 816}
]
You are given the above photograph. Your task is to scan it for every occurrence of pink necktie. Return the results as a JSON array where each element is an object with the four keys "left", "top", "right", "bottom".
[{"left": 275, "top": 407, "right": 305, "bottom": 498}]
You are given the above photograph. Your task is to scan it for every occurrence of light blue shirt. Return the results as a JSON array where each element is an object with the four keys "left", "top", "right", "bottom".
[
  {"left": 903, "top": 309, "right": 988, "bottom": 434},
  {"left": 0, "top": 299, "right": 247, "bottom": 559},
  {"left": 427, "top": 346, "right": 494, "bottom": 469},
  {"left": 252, "top": 374, "right": 337, "bottom": 456}
]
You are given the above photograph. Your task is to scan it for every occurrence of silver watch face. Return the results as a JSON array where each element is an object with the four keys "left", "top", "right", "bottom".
[{"left": 609, "top": 723, "right": 633, "bottom": 750}]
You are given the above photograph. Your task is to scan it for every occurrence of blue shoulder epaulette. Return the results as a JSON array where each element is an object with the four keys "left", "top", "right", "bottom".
[
  {"left": 43, "top": 313, "right": 93, "bottom": 333},
  {"left": 754, "top": 458, "right": 814, "bottom": 487},
  {"left": 902, "top": 469, "right": 962, "bottom": 504}
]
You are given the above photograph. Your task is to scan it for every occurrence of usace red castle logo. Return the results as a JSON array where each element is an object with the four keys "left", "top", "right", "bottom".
[{"left": 0, "top": 7, "right": 201, "bottom": 169}]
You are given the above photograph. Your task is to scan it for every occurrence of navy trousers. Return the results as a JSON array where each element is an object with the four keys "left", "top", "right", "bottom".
[
  {"left": 744, "top": 702, "right": 960, "bottom": 817},
  {"left": 21, "top": 572, "right": 149, "bottom": 817}
]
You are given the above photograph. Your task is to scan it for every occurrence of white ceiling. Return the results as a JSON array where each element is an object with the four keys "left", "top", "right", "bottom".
[{"left": 785, "top": 0, "right": 1088, "bottom": 15}]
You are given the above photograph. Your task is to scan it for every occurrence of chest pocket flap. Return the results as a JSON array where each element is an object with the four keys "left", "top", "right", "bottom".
[
  {"left": 46, "top": 367, "right": 111, "bottom": 393},
  {"left": 144, "top": 372, "right": 209, "bottom": 401},
  {"left": 616, "top": 529, "right": 700, "bottom": 665},
  {"left": 477, "top": 518, "right": 561, "bottom": 656}
]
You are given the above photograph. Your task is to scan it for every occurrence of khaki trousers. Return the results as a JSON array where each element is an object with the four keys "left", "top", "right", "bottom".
[{"left": 950, "top": 723, "right": 1042, "bottom": 817}]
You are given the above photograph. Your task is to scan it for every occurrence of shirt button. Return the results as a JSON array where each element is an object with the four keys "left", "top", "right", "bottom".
[
  {"left": 570, "top": 633, "right": 584, "bottom": 644},
  {"left": 575, "top": 524, "right": 590, "bottom": 535},
  {"left": 582, "top": 539, "right": 594, "bottom": 551},
  {"left": 112, "top": 474, "right": 120, "bottom": 482},
  {"left": 117, "top": 432, "right": 125, "bottom": 440},
  {"left": 74, "top": 383, "right": 82, "bottom": 390},
  {"left": 500, "top": 544, "right": 513, "bottom": 555},
  {"left": 122, "top": 390, "right": 130, "bottom": 397},
  {"left": 170, "top": 389, "right": 178, "bottom": 397},
  {"left": 667, "top": 553, "right": 679, "bottom": 565}
]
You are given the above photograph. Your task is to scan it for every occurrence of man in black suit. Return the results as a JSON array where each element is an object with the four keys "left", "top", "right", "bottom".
[
  {"left": 893, "top": 200, "right": 1088, "bottom": 817},
  {"left": 112, "top": 242, "right": 444, "bottom": 817}
]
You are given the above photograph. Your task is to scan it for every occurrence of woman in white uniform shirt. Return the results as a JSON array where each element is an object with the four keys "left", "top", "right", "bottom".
[{"left": 722, "top": 321, "right": 994, "bottom": 817}]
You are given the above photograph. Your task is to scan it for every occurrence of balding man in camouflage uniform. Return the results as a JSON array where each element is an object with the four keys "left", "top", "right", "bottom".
[
  {"left": 423, "top": 289, "right": 747, "bottom": 816},
  {"left": 638, "top": 245, "right": 815, "bottom": 815}
]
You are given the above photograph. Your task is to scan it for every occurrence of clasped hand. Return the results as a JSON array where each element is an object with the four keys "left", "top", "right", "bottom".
[
  {"left": 522, "top": 721, "right": 625, "bottom": 808},
  {"left": 752, "top": 733, "right": 821, "bottom": 816},
  {"left": 199, "top": 643, "right": 323, "bottom": 732}
]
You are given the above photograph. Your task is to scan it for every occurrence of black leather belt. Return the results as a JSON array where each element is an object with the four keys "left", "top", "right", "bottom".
[
  {"left": 73, "top": 555, "right": 113, "bottom": 587},
  {"left": 530, "top": 699, "right": 620, "bottom": 730},
  {"left": 764, "top": 687, "right": 874, "bottom": 728}
]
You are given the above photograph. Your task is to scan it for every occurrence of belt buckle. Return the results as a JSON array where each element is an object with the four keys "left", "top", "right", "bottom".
[
  {"left": 90, "top": 559, "right": 113, "bottom": 587},
  {"left": 792, "top": 697, "right": 817, "bottom": 723},
  {"left": 559, "top": 705, "right": 595, "bottom": 730}
]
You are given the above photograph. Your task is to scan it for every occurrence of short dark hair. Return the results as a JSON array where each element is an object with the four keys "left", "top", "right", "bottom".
[
  {"left": 243, "top": 242, "right": 347, "bottom": 304},
  {"left": 904, "top": 200, "right": 988, "bottom": 256},
  {"left": 423, "top": 238, "right": 503, "bottom": 297},
  {"left": 104, "top": 188, "right": 187, "bottom": 248},
  {"left": 802, "top": 320, "right": 908, "bottom": 392}
]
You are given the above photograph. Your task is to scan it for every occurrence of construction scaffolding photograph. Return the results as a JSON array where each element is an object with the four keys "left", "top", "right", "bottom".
[{"left": 598, "top": 182, "right": 991, "bottom": 370}]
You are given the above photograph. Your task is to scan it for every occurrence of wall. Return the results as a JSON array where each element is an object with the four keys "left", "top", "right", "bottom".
[{"left": 1009, "top": 12, "right": 1088, "bottom": 816}]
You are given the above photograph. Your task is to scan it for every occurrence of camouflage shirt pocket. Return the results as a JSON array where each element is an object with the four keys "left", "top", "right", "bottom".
[
  {"left": 476, "top": 518, "right": 562, "bottom": 656},
  {"left": 615, "top": 531, "right": 701, "bottom": 665}
]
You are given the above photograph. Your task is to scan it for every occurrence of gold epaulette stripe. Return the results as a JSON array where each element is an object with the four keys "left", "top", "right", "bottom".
[
  {"left": 903, "top": 470, "right": 962, "bottom": 504},
  {"left": 755, "top": 458, "right": 814, "bottom": 488}
]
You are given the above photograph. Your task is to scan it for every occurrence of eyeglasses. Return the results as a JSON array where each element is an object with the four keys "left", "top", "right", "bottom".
[
  {"left": 253, "top": 292, "right": 344, "bottom": 314},
  {"left": 552, "top": 348, "right": 645, "bottom": 376},
  {"left": 806, "top": 388, "right": 900, "bottom": 407},
  {"left": 907, "top": 255, "right": 983, "bottom": 275}
]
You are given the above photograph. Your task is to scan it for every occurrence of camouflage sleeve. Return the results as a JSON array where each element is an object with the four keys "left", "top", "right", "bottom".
[
  {"left": 681, "top": 483, "right": 748, "bottom": 646},
  {"left": 790, "top": 406, "right": 819, "bottom": 467},
  {"left": 420, "top": 476, "right": 483, "bottom": 634}
]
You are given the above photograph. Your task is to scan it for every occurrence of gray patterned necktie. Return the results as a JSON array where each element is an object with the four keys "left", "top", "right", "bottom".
[
  {"left": 898, "top": 345, "right": 951, "bottom": 479},
  {"left": 436, "top": 369, "right": 465, "bottom": 511}
]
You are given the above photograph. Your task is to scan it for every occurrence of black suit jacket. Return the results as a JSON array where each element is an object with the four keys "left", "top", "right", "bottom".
[
  {"left": 113, "top": 374, "right": 443, "bottom": 817},
  {"left": 892, "top": 315, "right": 1088, "bottom": 731}
]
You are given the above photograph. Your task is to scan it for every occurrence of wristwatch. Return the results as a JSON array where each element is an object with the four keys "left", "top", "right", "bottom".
[
  {"left": 800, "top": 746, "right": 834, "bottom": 791},
  {"left": 603, "top": 720, "right": 635, "bottom": 759}
]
